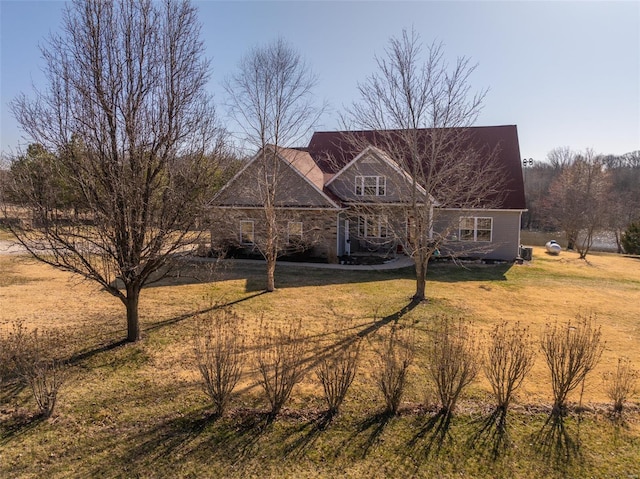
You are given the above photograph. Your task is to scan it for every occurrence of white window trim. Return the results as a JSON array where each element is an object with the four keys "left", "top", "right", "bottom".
[
  {"left": 358, "top": 215, "right": 388, "bottom": 238},
  {"left": 459, "top": 216, "right": 493, "bottom": 242},
  {"left": 355, "top": 175, "right": 386, "bottom": 196},
  {"left": 240, "top": 220, "right": 254, "bottom": 245},
  {"left": 287, "top": 221, "right": 303, "bottom": 243}
]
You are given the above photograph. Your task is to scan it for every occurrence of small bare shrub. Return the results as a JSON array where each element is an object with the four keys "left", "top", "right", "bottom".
[
  {"left": 3, "top": 323, "right": 67, "bottom": 418},
  {"left": 373, "top": 326, "right": 414, "bottom": 415},
  {"left": 484, "top": 321, "right": 535, "bottom": 412},
  {"left": 193, "top": 308, "right": 244, "bottom": 416},
  {"left": 427, "top": 316, "right": 480, "bottom": 418},
  {"left": 0, "top": 321, "right": 29, "bottom": 386},
  {"left": 23, "top": 358, "right": 66, "bottom": 418},
  {"left": 540, "top": 314, "right": 604, "bottom": 416},
  {"left": 471, "top": 321, "right": 535, "bottom": 456},
  {"left": 603, "top": 357, "right": 638, "bottom": 414},
  {"left": 316, "top": 334, "right": 361, "bottom": 417},
  {"left": 255, "top": 319, "right": 307, "bottom": 419}
]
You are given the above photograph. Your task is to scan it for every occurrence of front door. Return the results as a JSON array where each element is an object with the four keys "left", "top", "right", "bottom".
[{"left": 344, "top": 219, "right": 351, "bottom": 256}]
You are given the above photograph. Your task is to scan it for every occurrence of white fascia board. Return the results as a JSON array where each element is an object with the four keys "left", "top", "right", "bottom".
[
  {"left": 213, "top": 205, "right": 341, "bottom": 211},
  {"left": 343, "top": 202, "right": 428, "bottom": 207},
  {"left": 436, "top": 207, "right": 528, "bottom": 213}
]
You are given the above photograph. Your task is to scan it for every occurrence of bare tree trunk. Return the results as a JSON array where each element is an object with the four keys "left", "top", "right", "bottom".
[
  {"left": 413, "top": 257, "right": 427, "bottom": 302},
  {"left": 125, "top": 284, "right": 141, "bottom": 343},
  {"left": 266, "top": 254, "right": 276, "bottom": 292},
  {"left": 265, "top": 202, "right": 277, "bottom": 292},
  {"left": 614, "top": 230, "right": 622, "bottom": 254}
]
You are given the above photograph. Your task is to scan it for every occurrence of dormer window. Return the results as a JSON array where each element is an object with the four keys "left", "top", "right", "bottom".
[{"left": 355, "top": 176, "right": 386, "bottom": 196}]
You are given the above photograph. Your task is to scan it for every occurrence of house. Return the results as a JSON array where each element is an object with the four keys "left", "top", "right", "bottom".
[{"left": 210, "top": 125, "right": 527, "bottom": 263}]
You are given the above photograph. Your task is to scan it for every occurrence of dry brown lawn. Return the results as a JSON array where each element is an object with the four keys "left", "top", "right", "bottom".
[{"left": 1, "top": 246, "right": 639, "bottom": 406}]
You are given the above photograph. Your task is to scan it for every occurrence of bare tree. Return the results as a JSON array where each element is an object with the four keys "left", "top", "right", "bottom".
[
  {"left": 522, "top": 160, "right": 558, "bottom": 230},
  {"left": 544, "top": 150, "right": 611, "bottom": 257},
  {"left": 4, "top": 0, "right": 225, "bottom": 342},
  {"left": 344, "top": 29, "right": 504, "bottom": 301},
  {"left": 224, "top": 38, "right": 325, "bottom": 292},
  {"left": 521, "top": 147, "right": 574, "bottom": 230},
  {"left": 540, "top": 314, "right": 604, "bottom": 417},
  {"left": 547, "top": 146, "right": 575, "bottom": 171}
]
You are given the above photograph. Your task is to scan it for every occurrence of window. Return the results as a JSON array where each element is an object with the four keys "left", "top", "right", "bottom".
[
  {"left": 240, "top": 220, "right": 254, "bottom": 245},
  {"left": 459, "top": 217, "right": 493, "bottom": 242},
  {"left": 459, "top": 217, "right": 475, "bottom": 241},
  {"left": 287, "top": 221, "right": 303, "bottom": 243},
  {"left": 476, "top": 218, "right": 492, "bottom": 241},
  {"left": 358, "top": 215, "right": 388, "bottom": 238},
  {"left": 355, "top": 176, "right": 386, "bottom": 196}
]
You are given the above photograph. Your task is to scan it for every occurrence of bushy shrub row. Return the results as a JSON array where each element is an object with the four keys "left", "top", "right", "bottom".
[{"left": 192, "top": 310, "right": 637, "bottom": 439}]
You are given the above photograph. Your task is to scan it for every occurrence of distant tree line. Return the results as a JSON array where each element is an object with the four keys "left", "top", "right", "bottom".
[{"left": 522, "top": 147, "right": 640, "bottom": 256}]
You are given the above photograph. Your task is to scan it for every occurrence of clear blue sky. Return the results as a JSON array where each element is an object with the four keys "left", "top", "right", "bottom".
[{"left": 1, "top": 0, "right": 639, "bottom": 163}]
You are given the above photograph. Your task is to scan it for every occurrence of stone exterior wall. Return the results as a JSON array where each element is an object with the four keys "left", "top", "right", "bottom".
[{"left": 210, "top": 208, "right": 339, "bottom": 263}]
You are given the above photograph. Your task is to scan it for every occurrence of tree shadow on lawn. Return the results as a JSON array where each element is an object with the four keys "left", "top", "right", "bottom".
[
  {"left": 407, "top": 408, "right": 456, "bottom": 460},
  {"left": 291, "top": 299, "right": 419, "bottom": 391},
  {"left": 333, "top": 410, "right": 395, "bottom": 459},
  {"left": 135, "top": 256, "right": 512, "bottom": 293},
  {"left": 143, "top": 290, "right": 267, "bottom": 333},
  {"left": 63, "top": 292, "right": 266, "bottom": 367},
  {"left": 140, "top": 258, "right": 414, "bottom": 291},
  {"left": 0, "top": 379, "right": 26, "bottom": 405},
  {"left": 0, "top": 408, "right": 46, "bottom": 445},
  {"left": 233, "top": 298, "right": 420, "bottom": 401},
  {"left": 196, "top": 300, "right": 421, "bottom": 460},
  {"left": 243, "top": 265, "right": 413, "bottom": 292},
  {"left": 466, "top": 407, "right": 512, "bottom": 460},
  {"left": 532, "top": 412, "right": 582, "bottom": 471},
  {"left": 240, "top": 260, "right": 512, "bottom": 292},
  {"left": 426, "top": 262, "right": 512, "bottom": 283},
  {"left": 280, "top": 410, "right": 335, "bottom": 458},
  {"left": 122, "top": 407, "right": 217, "bottom": 465},
  {"left": 120, "top": 407, "right": 276, "bottom": 472}
]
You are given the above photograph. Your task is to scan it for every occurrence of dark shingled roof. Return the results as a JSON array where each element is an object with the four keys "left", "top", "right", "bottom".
[{"left": 305, "top": 125, "right": 526, "bottom": 210}]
